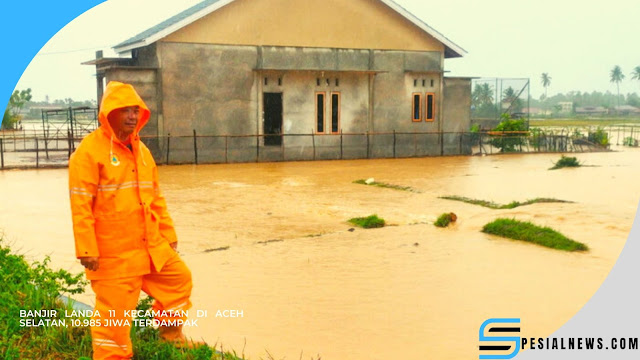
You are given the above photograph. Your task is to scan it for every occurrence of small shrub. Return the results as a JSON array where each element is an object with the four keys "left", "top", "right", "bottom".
[
  {"left": 623, "top": 137, "right": 638, "bottom": 147},
  {"left": 482, "top": 218, "right": 588, "bottom": 251},
  {"left": 549, "top": 155, "right": 581, "bottom": 170},
  {"left": 587, "top": 128, "right": 609, "bottom": 147},
  {"left": 434, "top": 213, "right": 457, "bottom": 228},
  {"left": 489, "top": 114, "right": 528, "bottom": 152},
  {"left": 348, "top": 214, "right": 386, "bottom": 229}
]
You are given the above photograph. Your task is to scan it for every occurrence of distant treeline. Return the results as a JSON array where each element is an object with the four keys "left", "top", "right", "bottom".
[
  {"left": 20, "top": 99, "right": 97, "bottom": 119},
  {"left": 531, "top": 91, "right": 640, "bottom": 109}
]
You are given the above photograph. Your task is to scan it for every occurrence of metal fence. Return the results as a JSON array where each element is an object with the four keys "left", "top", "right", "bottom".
[
  {"left": 1, "top": 126, "right": 628, "bottom": 170},
  {"left": 471, "top": 77, "right": 531, "bottom": 129}
]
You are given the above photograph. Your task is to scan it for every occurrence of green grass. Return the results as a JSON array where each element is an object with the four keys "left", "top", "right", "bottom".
[
  {"left": 440, "top": 195, "right": 572, "bottom": 209},
  {"left": 549, "top": 155, "right": 581, "bottom": 170},
  {"left": 348, "top": 214, "right": 386, "bottom": 229},
  {"left": 481, "top": 218, "right": 588, "bottom": 251},
  {"left": 0, "top": 240, "right": 242, "bottom": 360},
  {"left": 434, "top": 213, "right": 455, "bottom": 228},
  {"left": 353, "top": 179, "right": 420, "bottom": 193}
]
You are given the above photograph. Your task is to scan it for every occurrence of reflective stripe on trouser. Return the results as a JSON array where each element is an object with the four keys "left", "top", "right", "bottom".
[{"left": 90, "top": 254, "right": 193, "bottom": 360}]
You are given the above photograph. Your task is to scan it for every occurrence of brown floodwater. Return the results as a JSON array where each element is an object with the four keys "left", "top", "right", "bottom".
[{"left": 1, "top": 148, "right": 639, "bottom": 359}]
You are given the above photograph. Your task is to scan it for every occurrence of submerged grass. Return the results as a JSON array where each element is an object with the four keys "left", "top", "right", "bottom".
[
  {"left": 348, "top": 214, "right": 386, "bottom": 229},
  {"left": 440, "top": 195, "right": 572, "bottom": 209},
  {"left": 481, "top": 218, "right": 588, "bottom": 251},
  {"left": 434, "top": 213, "right": 456, "bottom": 228},
  {"left": 0, "top": 239, "right": 242, "bottom": 360},
  {"left": 353, "top": 179, "right": 420, "bottom": 193},
  {"left": 550, "top": 155, "right": 581, "bottom": 170}
]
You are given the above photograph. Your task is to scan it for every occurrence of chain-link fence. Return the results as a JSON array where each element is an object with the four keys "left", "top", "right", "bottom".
[{"left": 471, "top": 78, "right": 530, "bottom": 130}]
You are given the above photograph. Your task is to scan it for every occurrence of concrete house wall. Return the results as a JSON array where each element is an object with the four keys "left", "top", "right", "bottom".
[{"left": 96, "top": 0, "right": 472, "bottom": 163}]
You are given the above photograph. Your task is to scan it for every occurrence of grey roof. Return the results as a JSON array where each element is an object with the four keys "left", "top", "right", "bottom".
[
  {"left": 114, "top": 0, "right": 465, "bottom": 57},
  {"left": 115, "top": 0, "right": 221, "bottom": 49}
]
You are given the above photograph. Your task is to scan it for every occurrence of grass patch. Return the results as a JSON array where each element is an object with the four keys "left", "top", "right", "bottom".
[
  {"left": 348, "top": 214, "right": 386, "bottom": 229},
  {"left": 434, "top": 213, "right": 457, "bottom": 228},
  {"left": 440, "top": 195, "right": 572, "bottom": 209},
  {"left": 0, "top": 240, "right": 241, "bottom": 360},
  {"left": 353, "top": 179, "right": 420, "bottom": 193},
  {"left": 481, "top": 218, "right": 588, "bottom": 251},
  {"left": 549, "top": 155, "right": 581, "bottom": 170}
]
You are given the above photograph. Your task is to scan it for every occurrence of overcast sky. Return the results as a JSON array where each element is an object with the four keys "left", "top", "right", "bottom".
[{"left": 11, "top": 0, "right": 640, "bottom": 102}]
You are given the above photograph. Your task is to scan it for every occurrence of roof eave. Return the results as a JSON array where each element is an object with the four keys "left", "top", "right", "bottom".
[
  {"left": 113, "top": 0, "right": 235, "bottom": 55},
  {"left": 379, "top": 0, "right": 467, "bottom": 58}
]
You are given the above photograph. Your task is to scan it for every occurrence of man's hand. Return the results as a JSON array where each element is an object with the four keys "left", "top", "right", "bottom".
[
  {"left": 79, "top": 257, "right": 99, "bottom": 271},
  {"left": 170, "top": 242, "right": 178, "bottom": 251}
]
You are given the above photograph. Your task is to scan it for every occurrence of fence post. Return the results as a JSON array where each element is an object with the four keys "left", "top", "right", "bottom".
[
  {"left": 166, "top": 133, "right": 171, "bottom": 165},
  {"left": 67, "top": 131, "right": 72, "bottom": 158},
  {"left": 193, "top": 129, "right": 198, "bottom": 165},
  {"left": 45, "top": 138, "right": 49, "bottom": 160},
  {"left": 340, "top": 129, "right": 343, "bottom": 160},
  {"left": 36, "top": 136, "right": 39, "bottom": 168},
  {"left": 393, "top": 130, "right": 396, "bottom": 158},
  {"left": 0, "top": 138, "right": 4, "bottom": 169},
  {"left": 312, "top": 129, "right": 316, "bottom": 161},
  {"left": 225, "top": 135, "right": 228, "bottom": 163},
  {"left": 366, "top": 131, "right": 370, "bottom": 158}
]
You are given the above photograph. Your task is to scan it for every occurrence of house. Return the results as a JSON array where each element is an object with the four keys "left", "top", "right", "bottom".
[
  {"left": 557, "top": 101, "right": 573, "bottom": 114},
  {"left": 575, "top": 106, "right": 608, "bottom": 116},
  {"left": 521, "top": 107, "right": 548, "bottom": 116},
  {"left": 613, "top": 105, "right": 640, "bottom": 116},
  {"left": 84, "top": 0, "right": 471, "bottom": 163}
]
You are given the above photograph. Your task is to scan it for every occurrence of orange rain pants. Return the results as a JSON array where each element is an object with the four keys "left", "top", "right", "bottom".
[{"left": 90, "top": 255, "right": 192, "bottom": 360}]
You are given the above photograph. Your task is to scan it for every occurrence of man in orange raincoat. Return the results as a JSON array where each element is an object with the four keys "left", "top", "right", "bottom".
[{"left": 69, "top": 81, "right": 198, "bottom": 360}]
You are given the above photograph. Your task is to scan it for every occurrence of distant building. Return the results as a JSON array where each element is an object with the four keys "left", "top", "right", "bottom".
[
  {"left": 613, "top": 105, "right": 640, "bottom": 115},
  {"left": 575, "top": 106, "right": 608, "bottom": 116},
  {"left": 522, "top": 107, "right": 549, "bottom": 116},
  {"left": 557, "top": 102, "right": 573, "bottom": 114}
]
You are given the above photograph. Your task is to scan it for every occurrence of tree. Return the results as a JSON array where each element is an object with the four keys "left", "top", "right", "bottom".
[
  {"left": 632, "top": 66, "right": 640, "bottom": 89},
  {"left": 541, "top": 73, "right": 552, "bottom": 99},
  {"left": 489, "top": 113, "right": 527, "bottom": 152},
  {"left": 610, "top": 65, "right": 625, "bottom": 111},
  {"left": 472, "top": 83, "right": 494, "bottom": 107},
  {"left": 502, "top": 87, "right": 523, "bottom": 113},
  {"left": 2, "top": 88, "right": 32, "bottom": 130},
  {"left": 472, "top": 83, "right": 497, "bottom": 118}
]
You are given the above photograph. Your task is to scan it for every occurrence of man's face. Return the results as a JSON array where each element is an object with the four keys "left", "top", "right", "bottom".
[{"left": 108, "top": 106, "right": 140, "bottom": 137}]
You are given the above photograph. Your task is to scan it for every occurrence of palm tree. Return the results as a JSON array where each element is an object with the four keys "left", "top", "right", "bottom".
[
  {"left": 472, "top": 83, "right": 494, "bottom": 106},
  {"left": 632, "top": 66, "right": 640, "bottom": 88},
  {"left": 541, "top": 73, "right": 552, "bottom": 99},
  {"left": 610, "top": 65, "right": 625, "bottom": 111}
]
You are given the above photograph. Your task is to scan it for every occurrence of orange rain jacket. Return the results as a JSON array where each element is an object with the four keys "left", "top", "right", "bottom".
[{"left": 69, "top": 81, "right": 177, "bottom": 280}]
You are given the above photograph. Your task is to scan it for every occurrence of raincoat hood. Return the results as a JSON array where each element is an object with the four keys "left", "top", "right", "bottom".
[{"left": 99, "top": 81, "right": 151, "bottom": 136}]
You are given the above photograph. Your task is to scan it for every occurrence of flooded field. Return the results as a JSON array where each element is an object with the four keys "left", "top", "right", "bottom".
[{"left": 1, "top": 148, "right": 639, "bottom": 359}]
